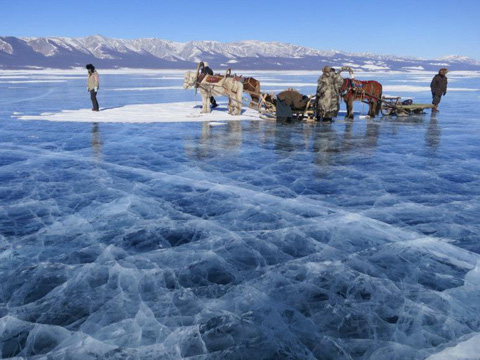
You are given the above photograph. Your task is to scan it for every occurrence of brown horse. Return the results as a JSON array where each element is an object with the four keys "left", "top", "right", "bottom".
[
  {"left": 221, "top": 71, "right": 261, "bottom": 108},
  {"left": 341, "top": 78, "right": 383, "bottom": 119},
  {"left": 242, "top": 77, "right": 261, "bottom": 108}
]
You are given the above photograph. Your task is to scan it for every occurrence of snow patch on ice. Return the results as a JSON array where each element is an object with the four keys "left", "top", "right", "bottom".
[
  {"left": 383, "top": 85, "right": 480, "bottom": 92},
  {"left": 0, "top": 80, "right": 67, "bottom": 83},
  {"left": 14, "top": 101, "right": 263, "bottom": 123},
  {"left": 391, "top": 78, "right": 432, "bottom": 83},
  {"left": 107, "top": 86, "right": 184, "bottom": 91},
  {"left": 2, "top": 69, "right": 480, "bottom": 77},
  {"left": 342, "top": 62, "right": 362, "bottom": 68},
  {"left": 261, "top": 82, "right": 317, "bottom": 87},
  {"left": 0, "top": 75, "right": 84, "bottom": 81},
  {"left": 362, "top": 64, "right": 390, "bottom": 70},
  {"left": 427, "top": 333, "right": 480, "bottom": 360},
  {"left": 154, "top": 76, "right": 185, "bottom": 80}
]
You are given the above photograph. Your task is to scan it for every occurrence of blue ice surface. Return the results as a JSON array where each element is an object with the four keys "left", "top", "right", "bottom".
[{"left": 1, "top": 71, "right": 480, "bottom": 359}]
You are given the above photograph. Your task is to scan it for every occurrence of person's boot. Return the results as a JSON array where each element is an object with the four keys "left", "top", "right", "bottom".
[
  {"left": 211, "top": 97, "right": 218, "bottom": 109},
  {"left": 432, "top": 105, "right": 438, "bottom": 113}
]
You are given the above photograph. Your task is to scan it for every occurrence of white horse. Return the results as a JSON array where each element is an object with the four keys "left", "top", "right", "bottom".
[{"left": 183, "top": 63, "right": 243, "bottom": 115}]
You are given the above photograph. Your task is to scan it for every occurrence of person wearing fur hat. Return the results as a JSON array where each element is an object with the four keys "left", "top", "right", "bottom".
[
  {"left": 200, "top": 61, "right": 218, "bottom": 109},
  {"left": 430, "top": 68, "right": 448, "bottom": 112},
  {"left": 86, "top": 64, "right": 100, "bottom": 111},
  {"left": 316, "top": 66, "right": 344, "bottom": 121}
]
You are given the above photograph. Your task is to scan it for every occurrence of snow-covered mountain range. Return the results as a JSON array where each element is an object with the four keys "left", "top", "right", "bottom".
[{"left": 1, "top": 35, "right": 479, "bottom": 71}]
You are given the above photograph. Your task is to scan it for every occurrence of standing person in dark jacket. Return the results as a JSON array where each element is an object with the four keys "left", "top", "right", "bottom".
[
  {"left": 200, "top": 61, "right": 218, "bottom": 109},
  {"left": 430, "top": 68, "right": 448, "bottom": 112},
  {"left": 86, "top": 64, "right": 100, "bottom": 111}
]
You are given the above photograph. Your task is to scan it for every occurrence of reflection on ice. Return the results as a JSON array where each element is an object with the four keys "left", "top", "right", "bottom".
[
  {"left": 91, "top": 123, "right": 103, "bottom": 160},
  {"left": 425, "top": 116, "right": 441, "bottom": 152}
]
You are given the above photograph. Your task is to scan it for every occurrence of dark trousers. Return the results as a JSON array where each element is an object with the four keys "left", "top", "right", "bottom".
[
  {"left": 432, "top": 92, "right": 442, "bottom": 106},
  {"left": 90, "top": 90, "right": 99, "bottom": 111},
  {"left": 210, "top": 96, "right": 217, "bottom": 105}
]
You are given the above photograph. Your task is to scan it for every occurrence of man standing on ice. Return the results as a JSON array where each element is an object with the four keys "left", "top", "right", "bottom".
[
  {"left": 86, "top": 64, "right": 100, "bottom": 111},
  {"left": 200, "top": 62, "right": 218, "bottom": 109},
  {"left": 316, "top": 66, "right": 344, "bottom": 121},
  {"left": 430, "top": 68, "right": 448, "bottom": 112}
]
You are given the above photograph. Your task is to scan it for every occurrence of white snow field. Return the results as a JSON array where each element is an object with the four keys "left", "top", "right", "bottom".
[
  {"left": 1, "top": 70, "right": 480, "bottom": 360},
  {"left": 15, "top": 102, "right": 263, "bottom": 123}
]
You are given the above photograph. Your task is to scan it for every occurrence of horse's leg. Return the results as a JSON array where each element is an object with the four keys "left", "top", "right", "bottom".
[
  {"left": 205, "top": 91, "right": 212, "bottom": 113},
  {"left": 344, "top": 97, "right": 350, "bottom": 118},
  {"left": 200, "top": 92, "right": 207, "bottom": 113},
  {"left": 203, "top": 95, "right": 209, "bottom": 113},
  {"left": 368, "top": 101, "right": 374, "bottom": 118},
  {"left": 371, "top": 100, "right": 378, "bottom": 118},
  {"left": 235, "top": 93, "right": 242, "bottom": 115},
  {"left": 200, "top": 90, "right": 209, "bottom": 113},
  {"left": 249, "top": 95, "right": 257, "bottom": 108},
  {"left": 375, "top": 89, "right": 382, "bottom": 117},
  {"left": 371, "top": 97, "right": 380, "bottom": 118},
  {"left": 346, "top": 97, "right": 354, "bottom": 119}
]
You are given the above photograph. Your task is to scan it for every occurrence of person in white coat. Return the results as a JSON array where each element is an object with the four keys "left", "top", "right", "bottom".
[{"left": 86, "top": 64, "right": 100, "bottom": 111}]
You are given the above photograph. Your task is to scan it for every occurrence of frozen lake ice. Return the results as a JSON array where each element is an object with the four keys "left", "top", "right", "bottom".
[{"left": 1, "top": 69, "right": 480, "bottom": 359}]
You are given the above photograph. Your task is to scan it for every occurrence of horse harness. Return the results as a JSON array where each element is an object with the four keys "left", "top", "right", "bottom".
[
  {"left": 195, "top": 70, "right": 243, "bottom": 95},
  {"left": 343, "top": 79, "right": 380, "bottom": 102}
]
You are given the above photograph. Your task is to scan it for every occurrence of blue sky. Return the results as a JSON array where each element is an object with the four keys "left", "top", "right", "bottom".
[{"left": 2, "top": 0, "right": 479, "bottom": 59}]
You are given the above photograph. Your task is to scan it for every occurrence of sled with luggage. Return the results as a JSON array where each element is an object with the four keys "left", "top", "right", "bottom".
[{"left": 380, "top": 96, "right": 435, "bottom": 116}]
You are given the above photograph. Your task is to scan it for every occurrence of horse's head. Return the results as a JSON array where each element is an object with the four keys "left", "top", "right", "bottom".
[
  {"left": 243, "top": 77, "right": 260, "bottom": 93},
  {"left": 183, "top": 71, "right": 197, "bottom": 89}
]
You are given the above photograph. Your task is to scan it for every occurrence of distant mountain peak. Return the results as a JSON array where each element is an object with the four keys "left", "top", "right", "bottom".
[
  {"left": 1, "top": 35, "right": 479, "bottom": 71},
  {"left": 438, "top": 54, "right": 480, "bottom": 64}
]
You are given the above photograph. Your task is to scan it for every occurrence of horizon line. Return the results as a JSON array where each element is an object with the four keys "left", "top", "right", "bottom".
[{"left": 1, "top": 34, "right": 477, "bottom": 62}]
